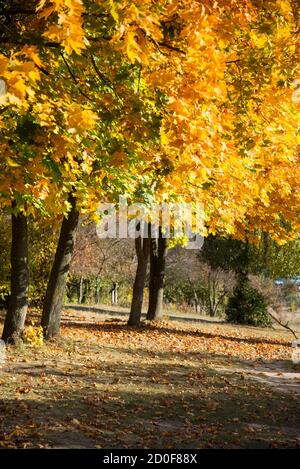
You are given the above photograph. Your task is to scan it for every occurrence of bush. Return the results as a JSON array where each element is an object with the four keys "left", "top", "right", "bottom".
[
  {"left": 225, "top": 278, "right": 271, "bottom": 327},
  {"left": 22, "top": 322, "right": 44, "bottom": 347},
  {"left": 0, "top": 284, "right": 10, "bottom": 306}
]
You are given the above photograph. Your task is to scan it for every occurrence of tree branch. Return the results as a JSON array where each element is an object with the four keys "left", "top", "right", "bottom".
[
  {"left": 60, "top": 52, "right": 93, "bottom": 102},
  {"left": 268, "top": 307, "right": 298, "bottom": 339},
  {"left": 90, "top": 53, "right": 118, "bottom": 96},
  {"left": 157, "top": 41, "right": 185, "bottom": 54}
]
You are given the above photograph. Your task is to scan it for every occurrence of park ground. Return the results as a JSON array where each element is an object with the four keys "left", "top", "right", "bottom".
[{"left": 0, "top": 308, "right": 299, "bottom": 449}]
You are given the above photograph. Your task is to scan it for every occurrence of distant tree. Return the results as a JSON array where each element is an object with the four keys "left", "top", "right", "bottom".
[
  {"left": 200, "top": 235, "right": 250, "bottom": 276},
  {"left": 201, "top": 235, "right": 271, "bottom": 325},
  {"left": 252, "top": 235, "right": 300, "bottom": 279},
  {"left": 70, "top": 222, "right": 136, "bottom": 306}
]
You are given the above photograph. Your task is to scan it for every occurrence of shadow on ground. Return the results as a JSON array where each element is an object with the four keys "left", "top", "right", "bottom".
[{"left": 0, "top": 311, "right": 299, "bottom": 448}]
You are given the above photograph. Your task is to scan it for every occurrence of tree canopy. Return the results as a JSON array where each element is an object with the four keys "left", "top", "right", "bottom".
[{"left": 0, "top": 0, "right": 298, "bottom": 242}]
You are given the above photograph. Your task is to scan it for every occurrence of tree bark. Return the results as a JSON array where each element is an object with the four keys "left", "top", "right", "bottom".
[
  {"left": 78, "top": 275, "right": 84, "bottom": 304},
  {"left": 41, "top": 194, "right": 79, "bottom": 339},
  {"left": 2, "top": 202, "right": 29, "bottom": 343},
  {"left": 82, "top": 277, "right": 90, "bottom": 304},
  {"left": 146, "top": 228, "right": 168, "bottom": 321},
  {"left": 95, "top": 276, "right": 101, "bottom": 304},
  {"left": 128, "top": 235, "right": 150, "bottom": 326},
  {"left": 193, "top": 290, "right": 199, "bottom": 314}
]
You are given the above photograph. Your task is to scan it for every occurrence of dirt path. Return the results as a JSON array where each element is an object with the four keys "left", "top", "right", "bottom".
[
  {"left": 64, "top": 303, "right": 224, "bottom": 325},
  {"left": 215, "top": 361, "right": 300, "bottom": 397}
]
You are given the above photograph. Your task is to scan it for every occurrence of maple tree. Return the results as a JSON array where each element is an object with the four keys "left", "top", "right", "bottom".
[
  {"left": 0, "top": 0, "right": 161, "bottom": 339},
  {"left": 124, "top": 0, "right": 300, "bottom": 324}
]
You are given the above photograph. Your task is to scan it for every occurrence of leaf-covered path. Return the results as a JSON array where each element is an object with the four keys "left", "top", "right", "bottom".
[{"left": 0, "top": 310, "right": 299, "bottom": 449}]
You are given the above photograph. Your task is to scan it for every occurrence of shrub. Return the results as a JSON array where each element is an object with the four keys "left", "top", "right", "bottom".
[
  {"left": 225, "top": 278, "right": 271, "bottom": 327},
  {"left": 23, "top": 322, "right": 44, "bottom": 347},
  {"left": 29, "top": 280, "right": 49, "bottom": 308},
  {"left": 0, "top": 284, "right": 10, "bottom": 305}
]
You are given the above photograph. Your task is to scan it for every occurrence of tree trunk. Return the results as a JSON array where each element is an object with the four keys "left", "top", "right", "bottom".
[
  {"left": 41, "top": 194, "right": 79, "bottom": 339},
  {"left": 95, "top": 276, "right": 101, "bottom": 304},
  {"left": 82, "top": 278, "right": 90, "bottom": 304},
  {"left": 114, "top": 283, "right": 118, "bottom": 305},
  {"left": 146, "top": 228, "right": 168, "bottom": 321},
  {"left": 128, "top": 235, "right": 150, "bottom": 326},
  {"left": 193, "top": 290, "right": 199, "bottom": 314},
  {"left": 2, "top": 203, "right": 29, "bottom": 343},
  {"left": 78, "top": 276, "right": 84, "bottom": 304}
]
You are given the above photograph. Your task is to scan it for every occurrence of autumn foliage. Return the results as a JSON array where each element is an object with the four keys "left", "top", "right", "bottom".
[{"left": 0, "top": 1, "right": 300, "bottom": 450}]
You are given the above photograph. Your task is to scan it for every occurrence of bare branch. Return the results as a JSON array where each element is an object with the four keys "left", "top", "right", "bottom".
[{"left": 268, "top": 307, "right": 298, "bottom": 339}]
